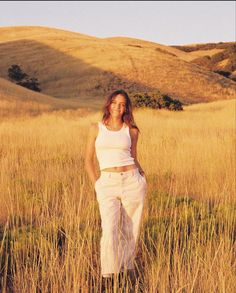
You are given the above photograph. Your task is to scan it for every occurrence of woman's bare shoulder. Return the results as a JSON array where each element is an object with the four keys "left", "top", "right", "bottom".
[
  {"left": 129, "top": 126, "right": 139, "bottom": 135},
  {"left": 129, "top": 126, "right": 139, "bottom": 141}
]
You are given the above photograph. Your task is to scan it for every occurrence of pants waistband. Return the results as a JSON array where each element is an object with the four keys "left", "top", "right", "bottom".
[{"left": 100, "top": 168, "right": 139, "bottom": 178}]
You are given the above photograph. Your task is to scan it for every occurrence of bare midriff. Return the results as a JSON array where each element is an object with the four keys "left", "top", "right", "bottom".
[{"left": 101, "top": 164, "right": 137, "bottom": 172}]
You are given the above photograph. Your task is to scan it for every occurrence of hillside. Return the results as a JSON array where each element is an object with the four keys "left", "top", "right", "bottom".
[
  {"left": 173, "top": 42, "right": 236, "bottom": 81},
  {"left": 0, "top": 26, "right": 235, "bottom": 109},
  {"left": 0, "top": 77, "right": 80, "bottom": 118}
]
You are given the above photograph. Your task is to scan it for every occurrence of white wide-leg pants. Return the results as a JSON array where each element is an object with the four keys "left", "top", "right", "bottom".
[{"left": 95, "top": 167, "right": 147, "bottom": 276}]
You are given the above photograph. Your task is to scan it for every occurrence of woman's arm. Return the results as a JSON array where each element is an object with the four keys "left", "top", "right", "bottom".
[
  {"left": 85, "top": 123, "right": 99, "bottom": 186},
  {"left": 130, "top": 127, "right": 146, "bottom": 177}
]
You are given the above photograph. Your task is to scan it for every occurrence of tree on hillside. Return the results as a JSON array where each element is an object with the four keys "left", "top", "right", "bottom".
[
  {"left": 8, "top": 64, "right": 28, "bottom": 81},
  {"left": 8, "top": 64, "right": 41, "bottom": 92}
]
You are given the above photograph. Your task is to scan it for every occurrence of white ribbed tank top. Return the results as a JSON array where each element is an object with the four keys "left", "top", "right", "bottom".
[{"left": 95, "top": 121, "right": 135, "bottom": 170}]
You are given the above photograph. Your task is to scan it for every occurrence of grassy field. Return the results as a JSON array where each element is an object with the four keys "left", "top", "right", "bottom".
[{"left": 0, "top": 99, "right": 235, "bottom": 292}]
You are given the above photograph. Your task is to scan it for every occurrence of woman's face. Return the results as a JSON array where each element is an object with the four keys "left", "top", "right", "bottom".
[{"left": 109, "top": 94, "right": 126, "bottom": 118}]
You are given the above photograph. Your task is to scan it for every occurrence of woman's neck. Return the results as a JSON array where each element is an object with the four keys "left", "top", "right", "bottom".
[
  {"left": 105, "top": 117, "right": 123, "bottom": 130},
  {"left": 107, "top": 117, "right": 123, "bottom": 126}
]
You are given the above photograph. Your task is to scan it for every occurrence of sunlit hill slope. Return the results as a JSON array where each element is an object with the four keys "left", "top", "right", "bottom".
[
  {"left": 173, "top": 42, "right": 236, "bottom": 81},
  {"left": 0, "top": 26, "right": 235, "bottom": 112}
]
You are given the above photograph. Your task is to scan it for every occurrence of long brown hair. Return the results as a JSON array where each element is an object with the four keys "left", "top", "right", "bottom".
[{"left": 101, "top": 90, "right": 140, "bottom": 132}]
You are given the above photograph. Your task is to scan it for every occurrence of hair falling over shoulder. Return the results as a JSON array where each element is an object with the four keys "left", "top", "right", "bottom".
[{"left": 101, "top": 89, "right": 140, "bottom": 133}]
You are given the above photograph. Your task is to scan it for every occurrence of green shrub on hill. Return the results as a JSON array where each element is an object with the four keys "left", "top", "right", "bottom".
[
  {"left": 8, "top": 64, "right": 41, "bottom": 92},
  {"left": 8, "top": 64, "right": 28, "bottom": 81},
  {"left": 129, "top": 92, "right": 183, "bottom": 111}
]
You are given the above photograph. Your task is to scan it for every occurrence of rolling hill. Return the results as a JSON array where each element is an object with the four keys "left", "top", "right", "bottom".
[
  {"left": 0, "top": 26, "right": 235, "bottom": 112},
  {"left": 173, "top": 42, "right": 236, "bottom": 81},
  {"left": 0, "top": 77, "right": 76, "bottom": 118}
]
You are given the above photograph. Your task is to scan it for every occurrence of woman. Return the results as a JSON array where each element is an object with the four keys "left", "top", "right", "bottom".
[{"left": 85, "top": 89, "right": 147, "bottom": 287}]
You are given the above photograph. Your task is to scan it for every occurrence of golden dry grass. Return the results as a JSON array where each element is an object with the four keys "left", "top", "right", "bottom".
[
  {"left": 0, "top": 99, "right": 235, "bottom": 292},
  {"left": 0, "top": 77, "right": 77, "bottom": 119},
  {"left": 0, "top": 77, "right": 100, "bottom": 121},
  {"left": 0, "top": 26, "right": 235, "bottom": 107},
  {"left": 183, "top": 48, "right": 225, "bottom": 61}
]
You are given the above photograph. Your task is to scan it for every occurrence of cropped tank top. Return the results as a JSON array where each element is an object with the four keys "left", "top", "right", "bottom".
[{"left": 95, "top": 121, "right": 135, "bottom": 170}]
